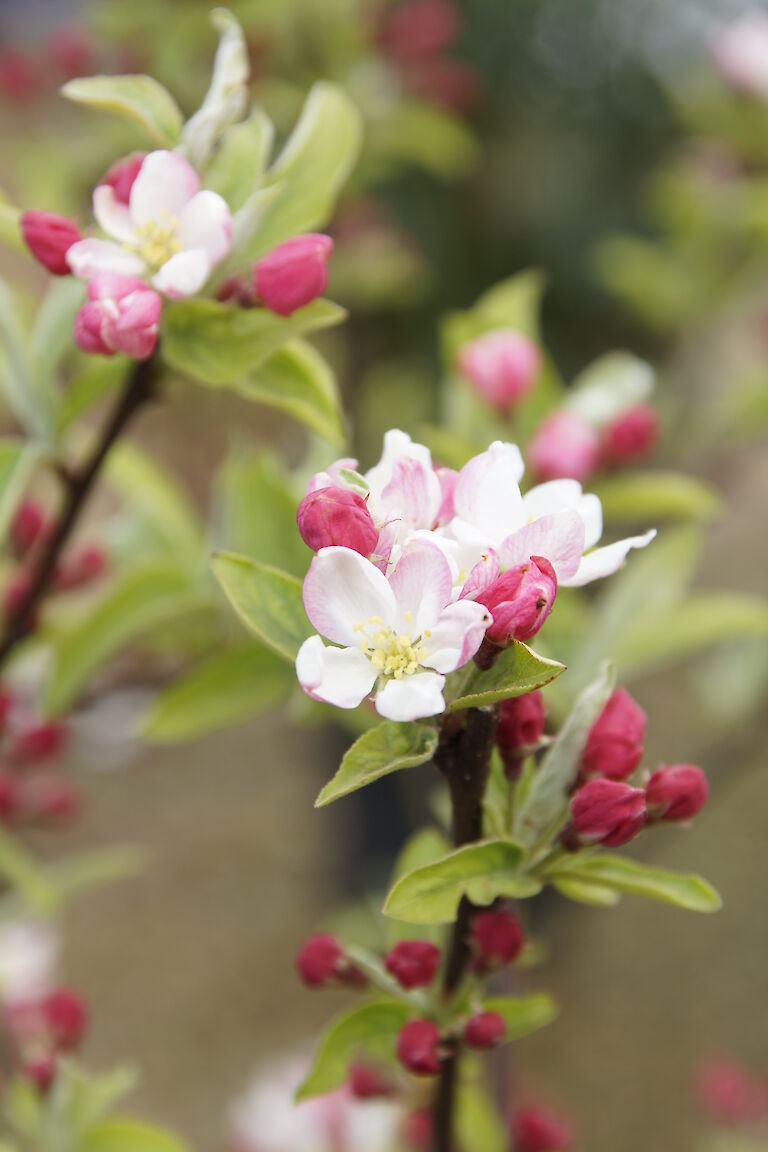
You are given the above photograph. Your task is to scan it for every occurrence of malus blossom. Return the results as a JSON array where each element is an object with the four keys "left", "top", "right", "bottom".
[
  {"left": 74, "top": 273, "right": 161, "bottom": 360},
  {"left": 297, "top": 544, "right": 490, "bottom": 721},
  {"left": 528, "top": 410, "right": 601, "bottom": 484},
  {"left": 711, "top": 12, "right": 768, "bottom": 100},
  {"left": 458, "top": 329, "right": 541, "bottom": 411},
  {"left": 255, "top": 234, "right": 333, "bottom": 317},
  {"left": 67, "top": 150, "right": 231, "bottom": 298}
]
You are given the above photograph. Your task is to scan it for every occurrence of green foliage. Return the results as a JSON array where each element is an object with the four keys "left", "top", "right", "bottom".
[
  {"left": 483, "top": 993, "right": 559, "bottom": 1041},
  {"left": 82, "top": 1118, "right": 191, "bottom": 1152},
  {"left": 211, "top": 552, "right": 311, "bottom": 661},
  {"left": 315, "top": 721, "right": 438, "bottom": 807},
  {"left": 447, "top": 642, "right": 565, "bottom": 712},
  {"left": 61, "top": 75, "right": 184, "bottom": 148},
  {"left": 0, "top": 838, "right": 142, "bottom": 919},
  {"left": 591, "top": 471, "right": 722, "bottom": 524},
  {"left": 567, "top": 351, "right": 654, "bottom": 425},
  {"left": 456, "top": 1084, "right": 508, "bottom": 1152},
  {"left": 297, "top": 1000, "right": 410, "bottom": 1100},
  {"left": 237, "top": 339, "right": 346, "bottom": 444},
  {"left": 544, "top": 852, "right": 722, "bottom": 913},
  {"left": 383, "top": 839, "right": 540, "bottom": 925},
  {"left": 0, "top": 192, "right": 23, "bottom": 254},
  {"left": 106, "top": 443, "right": 203, "bottom": 565},
  {"left": 205, "top": 110, "right": 275, "bottom": 211},
  {"left": 0, "top": 441, "right": 39, "bottom": 545},
  {"left": 364, "top": 101, "right": 477, "bottom": 182},
  {"left": 214, "top": 449, "right": 308, "bottom": 576}
]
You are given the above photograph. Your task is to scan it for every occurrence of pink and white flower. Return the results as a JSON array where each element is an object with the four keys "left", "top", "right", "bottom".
[
  {"left": 73, "top": 273, "right": 161, "bottom": 360},
  {"left": 297, "top": 543, "right": 490, "bottom": 721},
  {"left": 66, "top": 150, "right": 231, "bottom": 298}
]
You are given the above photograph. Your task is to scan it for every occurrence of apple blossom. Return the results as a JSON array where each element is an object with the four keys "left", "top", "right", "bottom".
[
  {"left": 20, "top": 210, "right": 82, "bottom": 275},
  {"left": 297, "top": 543, "right": 490, "bottom": 721},
  {"left": 0, "top": 920, "right": 59, "bottom": 1007},
  {"left": 99, "top": 152, "right": 146, "bottom": 205},
  {"left": 645, "top": 764, "right": 709, "bottom": 822},
  {"left": 528, "top": 410, "right": 601, "bottom": 483},
  {"left": 397, "top": 1019, "right": 442, "bottom": 1075},
  {"left": 297, "top": 487, "right": 379, "bottom": 556},
  {"left": 711, "top": 12, "right": 768, "bottom": 101},
  {"left": 458, "top": 329, "right": 541, "bottom": 411},
  {"left": 582, "top": 688, "right": 646, "bottom": 780},
  {"left": 474, "top": 556, "right": 557, "bottom": 644},
  {"left": 463, "top": 1011, "right": 506, "bottom": 1049},
  {"left": 568, "top": 778, "right": 646, "bottom": 848},
  {"left": 74, "top": 273, "right": 161, "bottom": 360},
  {"left": 67, "top": 150, "right": 232, "bottom": 298},
  {"left": 255, "top": 234, "right": 334, "bottom": 317}
]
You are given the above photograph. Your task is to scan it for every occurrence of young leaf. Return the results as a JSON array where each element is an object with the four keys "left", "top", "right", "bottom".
[
  {"left": 456, "top": 1085, "right": 507, "bottom": 1152},
  {"left": 106, "top": 444, "right": 202, "bottom": 564},
  {"left": 447, "top": 642, "right": 565, "bottom": 712},
  {"left": 316, "top": 722, "right": 438, "bottom": 807},
  {"left": 179, "top": 8, "right": 248, "bottom": 170},
  {"left": 483, "top": 993, "right": 559, "bottom": 1040},
  {"left": 568, "top": 352, "right": 654, "bottom": 425},
  {"left": 237, "top": 339, "right": 345, "bottom": 445},
  {"left": 211, "top": 552, "right": 311, "bottom": 662},
  {"left": 514, "top": 663, "right": 615, "bottom": 844},
  {"left": 591, "top": 471, "right": 722, "bottom": 524},
  {"left": 545, "top": 853, "right": 722, "bottom": 912},
  {"left": 297, "top": 1001, "right": 410, "bottom": 1101},
  {"left": 61, "top": 75, "right": 183, "bottom": 147},
  {"left": 551, "top": 877, "right": 621, "bottom": 907},
  {"left": 0, "top": 827, "right": 56, "bottom": 915},
  {"left": 82, "top": 1118, "right": 190, "bottom": 1152},
  {"left": 205, "top": 110, "right": 275, "bottom": 211},
  {"left": 215, "top": 449, "right": 309, "bottom": 576},
  {"left": 142, "top": 645, "right": 292, "bottom": 742},
  {"left": 161, "top": 297, "right": 345, "bottom": 387},
  {"left": 383, "top": 839, "right": 539, "bottom": 925}
]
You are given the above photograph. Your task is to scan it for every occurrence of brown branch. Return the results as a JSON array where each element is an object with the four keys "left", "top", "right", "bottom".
[
  {"left": 432, "top": 704, "right": 499, "bottom": 1152},
  {"left": 0, "top": 353, "right": 158, "bottom": 667}
]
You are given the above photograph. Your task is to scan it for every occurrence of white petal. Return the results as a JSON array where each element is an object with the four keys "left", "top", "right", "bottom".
[
  {"left": 129, "top": 150, "right": 200, "bottom": 225},
  {"left": 388, "top": 543, "right": 453, "bottom": 634},
  {"left": 152, "top": 249, "right": 211, "bottom": 298},
  {"left": 92, "top": 184, "right": 137, "bottom": 243},
  {"left": 578, "top": 493, "right": 603, "bottom": 549},
  {"left": 302, "top": 546, "right": 396, "bottom": 647},
  {"left": 375, "top": 671, "right": 446, "bottom": 721},
  {"left": 296, "top": 636, "right": 376, "bottom": 709},
  {"left": 561, "top": 529, "right": 657, "bottom": 587},
  {"left": 66, "top": 238, "right": 145, "bottom": 280},
  {"left": 500, "top": 508, "right": 586, "bottom": 580},
  {"left": 365, "top": 430, "right": 433, "bottom": 501},
  {"left": 452, "top": 441, "right": 525, "bottom": 547},
  {"left": 178, "top": 190, "right": 232, "bottom": 264},
  {"left": 422, "top": 599, "right": 491, "bottom": 673},
  {"left": 380, "top": 457, "right": 442, "bottom": 534},
  {"left": 521, "top": 479, "right": 583, "bottom": 520}
]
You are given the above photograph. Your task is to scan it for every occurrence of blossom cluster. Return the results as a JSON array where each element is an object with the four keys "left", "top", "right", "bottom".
[{"left": 295, "top": 431, "right": 655, "bottom": 721}]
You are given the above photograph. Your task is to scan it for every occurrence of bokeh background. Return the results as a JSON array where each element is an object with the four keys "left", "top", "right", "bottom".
[{"left": 1, "top": 1, "right": 768, "bottom": 1149}]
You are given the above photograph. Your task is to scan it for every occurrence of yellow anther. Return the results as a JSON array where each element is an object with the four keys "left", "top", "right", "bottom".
[
  {"left": 367, "top": 615, "right": 382, "bottom": 624},
  {"left": 133, "top": 215, "right": 181, "bottom": 270}
]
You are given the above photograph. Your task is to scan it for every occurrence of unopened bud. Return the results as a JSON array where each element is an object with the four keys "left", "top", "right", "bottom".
[
  {"left": 511, "top": 1105, "right": 572, "bottom": 1152},
  {"left": 378, "top": 0, "right": 459, "bottom": 63},
  {"left": 397, "top": 1019, "right": 442, "bottom": 1076},
  {"left": 497, "top": 691, "right": 545, "bottom": 758},
  {"left": 74, "top": 273, "right": 161, "bottom": 361},
  {"left": 295, "top": 934, "right": 343, "bottom": 987},
  {"left": 297, "top": 486, "right": 378, "bottom": 556},
  {"left": 568, "top": 778, "right": 646, "bottom": 848},
  {"left": 529, "top": 410, "right": 600, "bottom": 484},
  {"left": 255, "top": 234, "right": 333, "bottom": 317},
  {"left": 582, "top": 688, "right": 645, "bottom": 781},
  {"left": 0, "top": 49, "right": 38, "bottom": 102},
  {"left": 21, "top": 211, "right": 82, "bottom": 276},
  {"left": 385, "top": 940, "right": 441, "bottom": 989},
  {"left": 402, "top": 1109, "right": 433, "bottom": 1150},
  {"left": 11, "top": 721, "right": 68, "bottom": 765},
  {"left": 471, "top": 909, "right": 525, "bottom": 972},
  {"left": 475, "top": 557, "right": 556, "bottom": 645},
  {"left": 458, "top": 330, "right": 540, "bottom": 412},
  {"left": 463, "top": 1010, "right": 506, "bottom": 1050},
  {"left": 34, "top": 779, "right": 82, "bottom": 825},
  {"left": 99, "top": 152, "right": 146, "bottom": 205},
  {"left": 645, "top": 764, "right": 708, "bottom": 822},
  {"left": 54, "top": 544, "right": 108, "bottom": 591},
  {"left": 348, "top": 1062, "right": 393, "bottom": 1099},
  {"left": 11, "top": 500, "right": 48, "bottom": 557},
  {"left": 44, "top": 988, "right": 88, "bottom": 1051},
  {"left": 601, "top": 404, "right": 658, "bottom": 466},
  {"left": 23, "top": 1055, "right": 57, "bottom": 1095}
]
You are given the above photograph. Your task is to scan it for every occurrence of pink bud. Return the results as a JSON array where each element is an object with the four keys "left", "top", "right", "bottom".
[
  {"left": 295, "top": 934, "right": 343, "bottom": 987},
  {"left": 10, "top": 721, "right": 68, "bottom": 765},
  {"left": 569, "top": 778, "right": 646, "bottom": 848},
  {"left": 21, "top": 211, "right": 82, "bottom": 276},
  {"left": 11, "top": 500, "right": 49, "bottom": 557},
  {"left": 511, "top": 1106, "right": 572, "bottom": 1152},
  {"left": 54, "top": 544, "right": 108, "bottom": 591},
  {"left": 47, "top": 25, "right": 94, "bottom": 79},
  {"left": 99, "top": 152, "right": 146, "bottom": 205},
  {"left": 297, "top": 486, "right": 378, "bottom": 556},
  {"left": 348, "top": 1062, "right": 393, "bottom": 1099},
  {"left": 528, "top": 410, "right": 600, "bottom": 483},
  {"left": 471, "top": 909, "right": 525, "bottom": 971},
  {"left": 255, "top": 234, "right": 333, "bottom": 317},
  {"left": 397, "top": 1019, "right": 442, "bottom": 1076},
  {"left": 582, "top": 688, "right": 646, "bottom": 781},
  {"left": 497, "top": 691, "right": 545, "bottom": 752},
  {"left": 74, "top": 274, "right": 161, "bottom": 361},
  {"left": 0, "top": 49, "right": 38, "bottom": 101},
  {"left": 44, "top": 988, "right": 88, "bottom": 1052},
  {"left": 408, "top": 57, "right": 481, "bottom": 114},
  {"left": 23, "top": 1056, "right": 57, "bottom": 1095},
  {"left": 34, "top": 779, "right": 82, "bottom": 825},
  {"left": 0, "top": 772, "right": 19, "bottom": 823},
  {"left": 458, "top": 331, "right": 541, "bottom": 411},
  {"left": 464, "top": 1011, "right": 506, "bottom": 1050},
  {"left": 475, "top": 556, "right": 557, "bottom": 645},
  {"left": 697, "top": 1059, "right": 756, "bottom": 1125},
  {"left": 402, "top": 1109, "right": 433, "bottom": 1149},
  {"left": 601, "top": 404, "right": 658, "bottom": 467},
  {"left": 645, "top": 764, "right": 708, "bottom": 822},
  {"left": 378, "top": 0, "right": 460, "bottom": 63},
  {"left": 385, "top": 940, "right": 441, "bottom": 989}
]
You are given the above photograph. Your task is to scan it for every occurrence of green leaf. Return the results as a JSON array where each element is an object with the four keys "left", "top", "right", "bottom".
[
  {"left": 456, "top": 1085, "right": 507, "bottom": 1152},
  {"left": 215, "top": 449, "right": 308, "bottom": 576},
  {"left": 316, "top": 721, "right": 438, "bottom": 807},
  {"left": 57, "top": 358, "right": 127, "bottom": 435},
  {"left": 545, "top": 853, "right": 722, "bottom": 913},
  {"left": 238, "top": 339, "right": 345, "bottom": 444},
  {"left": 211, "top": 552, "right": 311, "bottom": 662},
  {"left": 142, "top": 645, "right": 292, "bottom": 742},
  {"left": 391, "top": 827, "right": 452, "bottom": 883},
  {"left": 0, "top": 440, "right": 39, "bottom": 545},
  {"left": 0, "top": 827, "right": 56, "bottom": 914},
  {"left": 567, "top": 352, "right": 654, "bottom": 425},
  {"left": 82, "top": 1118, "right": 191, "bottom": 1152},
  {"left": 514, "top": 663, "right": 615, "bottom": 844},
  {"left": 179, "top": 8, "right": 249, "bottom": 169},
  {"left": 0, "top": 279, "right": 54, "bottom": 442},
  {"left": 46, "top": 847, "right": 144, "bottom": 905},
  {"left": 61, "top": 75, "right": 183, "bottom": 147},
  {"left": 297, "top": 1000, "right": 410, "bottom": 1101},
  {"left": 447, "top": 642, "right": 565, "bottom": 712},
  {"left": 551, "top": 876, "right": 621, "bottom": 907},
  {"left": 383, "top": 839, "right": 539, "bottom": 925},
  {"left": 105, "top": 444, "right": 202, "bottom": 564},
  {"left": 591, "top": 471, "right": 721, "bottom": 524},
  {"left": 161, "top": 297, "right": 345, "bottom": 387},
  {"left": 441, "top": 271, "right": 546, "bottom": 366},
  {"left": 366, "top": 100, "right": 477, "bottom": 181},
  {"left": 205, "top": 109, "right": 275, "bottom": 211},
  {"left": 483, "top": 993, "right": 558, "bottom": 1041},
  {"left": 43, "top": 564, "right": 209, "bottom": 716},
  {"left": 0, "top": 192, "right": 23, "bottom": 254}
]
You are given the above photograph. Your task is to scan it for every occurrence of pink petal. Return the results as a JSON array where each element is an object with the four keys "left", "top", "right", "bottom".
[
  {"left": 388, "top": 542, "right": 453, "bottom": 634},
  {"left": 66, "top": 238, "right": 145, "bottom": 280},
  {"left": 500, "top": 509, "right": 586, "bottom": 580},
  {"left": 129, "top": 150, "right": 200, "bottom": 225},
  {"left": 302, "top": 547, "right": 396, "bottom": 647}
]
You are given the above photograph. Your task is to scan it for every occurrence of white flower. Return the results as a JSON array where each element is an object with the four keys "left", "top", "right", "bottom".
[
  {"left": 711, "top": 11, "right": 768, "bottom": 101},
  {"left": 0, "top": 920, "right": 59, "bottom": 1006},
  {"left": 297, "top": 543, "right": 490, "bottom": 721},
  {"left": 67, "top": 151, "right": 232, "bottom": 299}
]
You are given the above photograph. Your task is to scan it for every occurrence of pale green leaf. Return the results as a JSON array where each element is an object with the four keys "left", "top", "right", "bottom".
[
  {"left": 297, "top": 1001, "right": 409, "bottom": 1101},
  {"left": 61, "top": 75, "right": 183, "bottom": 147},
  {"left": 567, "top": 352, "right": 654, "bottom": 425},
  {"left": 105, "top": 443, "right": 202, "bottom": 564},
  {"left": 211, "top": 552, "right": 311, "bottom": 662},
  {"left": 441, "top": 271, "right": 547, "bottom": 366},
  {"left": 456, "top": 1085, "right": 507, "bottom": 1152},
  {"left": 0, "top": 827, "right": 56, "bottom": 915},
  {"left": 316, "top": 722, "right": 438, "bottom": 807},
  {"left": 0, "top": 194, "right": 23, "bottom": 254},
  {"left": 483, "top": 993, "right": 558, "bottom": 1040},
  {"left": 447, "top": 642, "right": 565, "bottom": 712},
  {"left": 545, "top": 853, "right": 722, "bottom": 913},
  {"left": 237, "top": 339, "right": 345, "bottom": 444},
  {"left": 215, "top": 449, "right": 309, "bottom": 576},
  {"left": 82, "top": 1117, "right": 191, "bottom": 1152},
  {"left": 180, "top": 8, "right": 249, "bottom": 169},
  {"left": 57, "top": 358, "right": 127, "bottom": 434},
  {"left": 205, "top": 109, "right": 275, "bottom": 211},
  {"left": 591, "top": 471, "right": 721, "bottom": 524},
  {"left": 551, "top": 877, "right": 621, "bottom": 907}
]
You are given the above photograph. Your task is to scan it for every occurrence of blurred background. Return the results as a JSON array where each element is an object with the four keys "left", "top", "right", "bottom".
[{"left": 1, "top": 1, "right": 768, "bottom": 1149}]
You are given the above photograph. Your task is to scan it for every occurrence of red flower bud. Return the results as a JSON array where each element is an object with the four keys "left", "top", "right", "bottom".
[
  {"left": 601, "top": 404, "right": 658, "bottom": 467},
  {"left": 397, "top": 1019, "right": 442, "bottom": 1076},
  {"left": 646, "top": 764, "right": 708, "bottom": 822},
  {"left": 47, "top": 25, "right": 94, "bottom": 79},
  {"left": 475, "top": 557, "right": 556, "bottom": 645},
  {"left": 0, "top": 49, "right": 38, "bottom": 101},
  {"left": 348, "top": 1062, "right": 393, "bottom": 1099},
  {"left": 54, "top": 544, "right": 108, "bottom": 591},
  {"left": 295, "top": 933, "right": 343, "bottom": 987},
  {"left": 458, "top": 331, "right": 540, "bottom": 412},
  {"left": 34, "top": 779, "right": 82, "bottom": 825},
  {"left": 99, "top": 153, "right": 146, "bottom": 205},
  {"left": 3, "top": 569, "right": 37, "bottom": 630},
  {"left": 498, "top": 691, "right": 545, "bottom": 752},
  {"left": 297, "top": 486, "right": 379, "bottom": 556},
  {"left": 20, "top": 211, "right": 82, "bottom": 276},
  {"left": 402, "top": 1109, "right": 433, "bottom": 1149},
  {"left": 11, "top": 721, "right": 68, "bottom": 765},
  {"left": 463, "top": 1010, "right": 506, "bottom": 1050},
  {"left": 23, "top": 1055, "right": 57, "bottom": 1095},
  {"left": 255, "top": 234, "right": 333, "bottom": 317},
  {"left": 582, "top": 688, "right": 646, "bottom": 781},
  {"left": 569, "top": 778, "right": 646, "bottom": 848},
  {"left": 379, "top": 0, "right": 460, "bottom": 63},
  {"left": 471, "top": 909, "right": 525, "bottom": 971},
  {"left": 529, "top": 410, "right": 600, "bottom": 484},
  {"left": 408, "top": 57, "right": 481, "bottom": 114},
  {"left": 44, "top": 988, "right": 88, "bottom": 1051},
  {"left": 385, "top": 939, "right": 441, "bottom": 989},
  {"left": 11, "top": 500, "right": 48, "bottom": 557},
  {"left": 511, "top": 1106, "right": 572, "bottom": 1152}
]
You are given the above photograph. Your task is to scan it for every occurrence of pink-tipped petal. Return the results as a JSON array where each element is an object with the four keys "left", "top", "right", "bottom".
[
  {"left": 561, "top": 530, "right": 656, "bottom": 588},
  {"left": 66, "top": 238, "right": 145, "bottom": 280},
  {"left": 296, "top": 636, "right": 377, "bottom": 709},
  {"left": 422, "top": 599, "right": 491, "bottom": 673},
  {"left": 388, "top": 543, "right": 454, "bottom": 634},
  {"left": 129, "top": 150, "right": 200, "bottom": 225},
  {"left": 92, "top": 184, "right": 137, "bottom": 243},
  {"left": 500, "top": 509, "right": 586, "bottom": 581},
  {"left": 302, "top": 547, "right": 396, "bottom": 647}
]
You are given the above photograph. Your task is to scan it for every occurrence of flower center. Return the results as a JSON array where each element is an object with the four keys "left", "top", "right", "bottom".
[
  {"left": 133, "top": 214, "right": 180, "bottom": 270},
  {"left": 354, "top": 613, "right": 430, "bottom": 680}
]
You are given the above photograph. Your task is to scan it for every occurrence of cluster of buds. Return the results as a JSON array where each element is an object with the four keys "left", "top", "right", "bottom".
[
  {"left": 376, "top": 0, "right": 479, "bottom": 113},
  {"left": 563, "top": 688, "right": 709, "bottom": 849},
  {"left": 0, "top": 24, "right": 95, "bottom": 102},
  {"left": 528, "top": 403, "right": 659, "bottom": 484}
]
